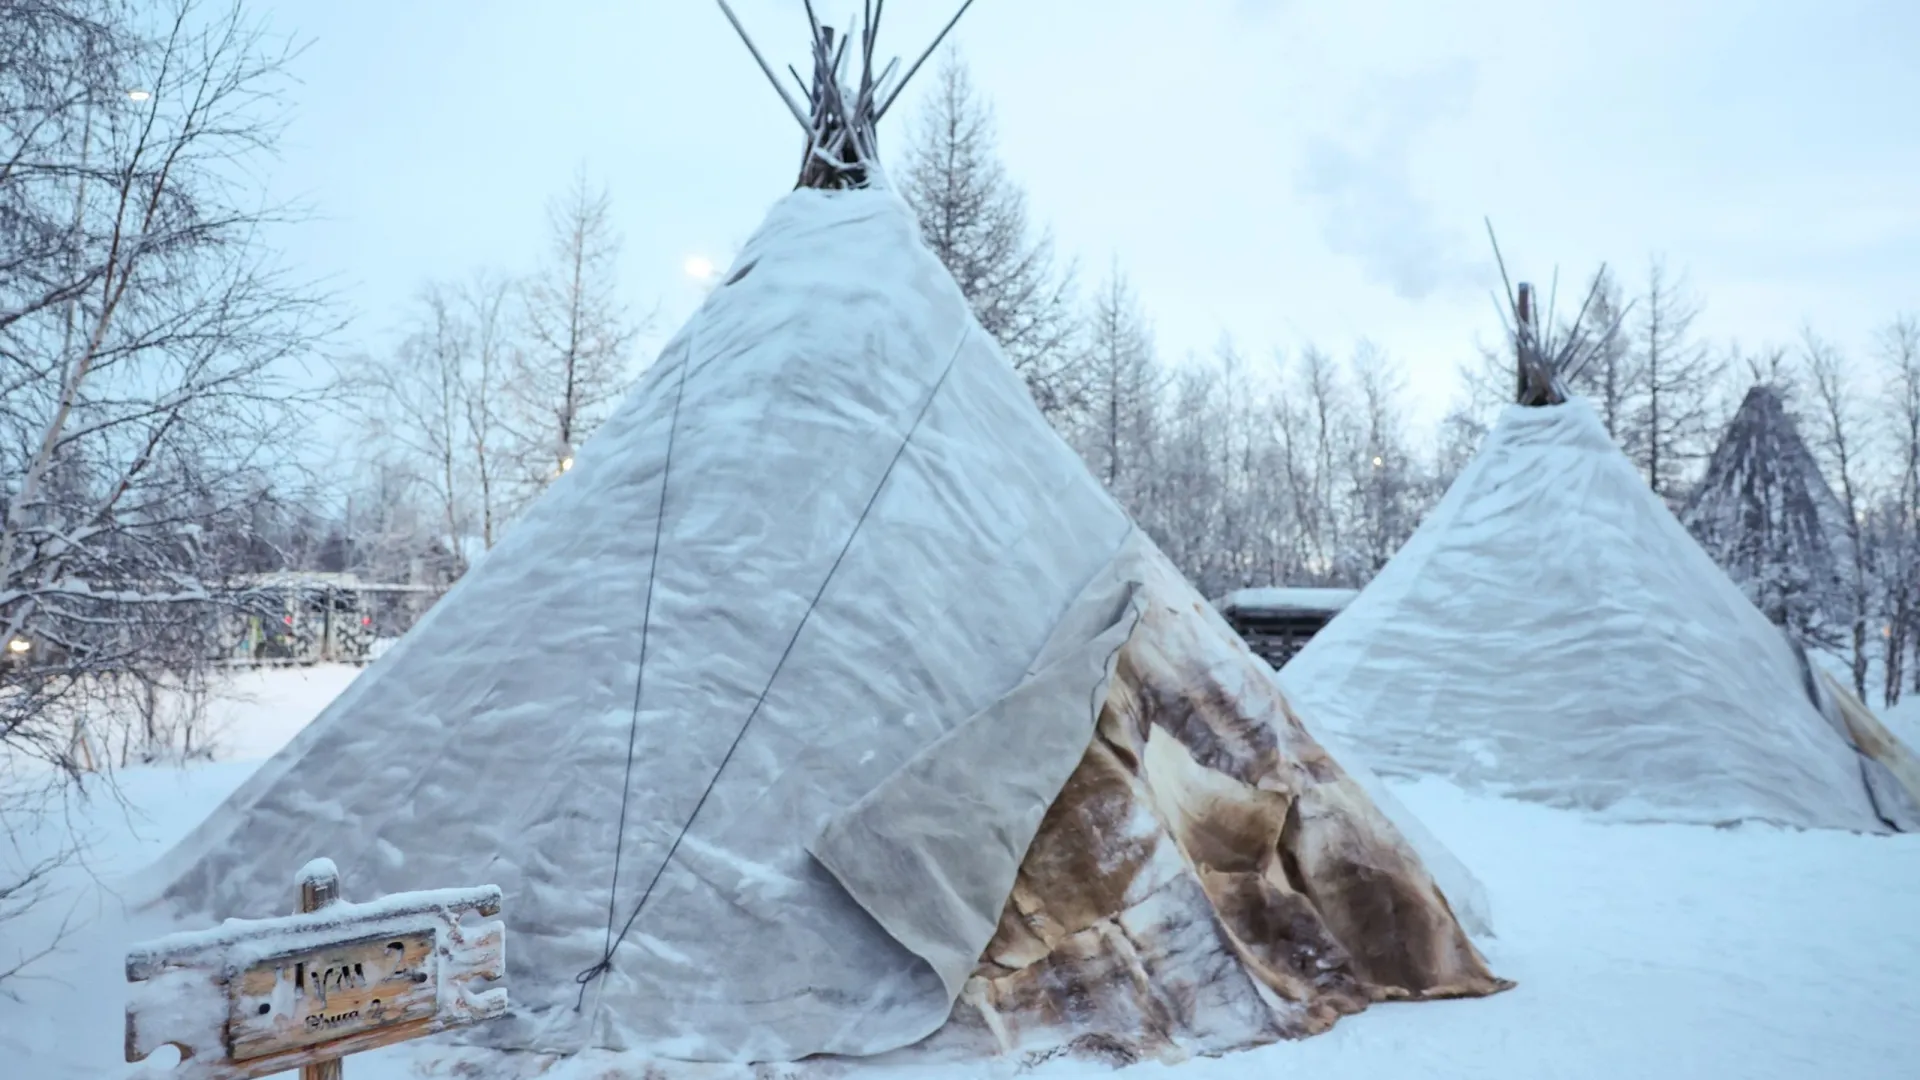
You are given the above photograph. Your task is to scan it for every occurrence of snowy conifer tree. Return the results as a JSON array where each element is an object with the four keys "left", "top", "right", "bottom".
[
  {"left": 1682, "top": 384, "right": 1853, "bottom": 647},
  {"left": 897, "top": 55, "right": 1079, "bottom": 420},
  {"left": 1628, "top": 260, "right": 1724, "bottom": 502},
  {"left": 1069, "top": 262, "right": 1162, "bottom": 503}
]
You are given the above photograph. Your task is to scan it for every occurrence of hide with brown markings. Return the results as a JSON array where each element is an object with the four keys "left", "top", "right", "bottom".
[{"left": 927, "top": 541, "right": 1511, "bottom": 1066}]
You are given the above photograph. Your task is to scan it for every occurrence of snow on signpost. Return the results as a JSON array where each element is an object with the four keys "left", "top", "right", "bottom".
[{"left": 124, "top": 859, "right": 507, "bottom": 1080}]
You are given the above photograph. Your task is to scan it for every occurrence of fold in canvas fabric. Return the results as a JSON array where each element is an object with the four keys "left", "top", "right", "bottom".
[
  {"left": 809, "top": 564, "right": 1147, "bottom": 1006},
  {"left": 1280, "top": 400, "right": 1901, "bottom": 834},
  {"left": 144, "top": 189, "right": 1503, "bottom": 1068},
  {"left": 903, "top": 537, "right": 1510, "bottom": 1068},
  {"left": 1807, "top": 667, "right": 1920, "bottom": 831}
]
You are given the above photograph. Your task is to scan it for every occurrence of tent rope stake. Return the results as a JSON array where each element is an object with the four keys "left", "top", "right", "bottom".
[{"left": 573, "top": 326, "right": 975, "bottom": 1001}]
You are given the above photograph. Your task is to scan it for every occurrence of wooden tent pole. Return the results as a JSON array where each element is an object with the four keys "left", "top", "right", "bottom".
[{"left": 1516, "top": 282, "right": 1533, "bottom": 403}]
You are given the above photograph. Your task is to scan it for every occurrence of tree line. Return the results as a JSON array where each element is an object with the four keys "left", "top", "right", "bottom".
[{"left": 896, "top": 56, "right": 1920, "bottom": 708}]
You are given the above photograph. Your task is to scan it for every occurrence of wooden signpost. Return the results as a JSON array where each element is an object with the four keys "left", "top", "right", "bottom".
[{"left": 125, "top": 859, "right": 507, "bottom": 1079}]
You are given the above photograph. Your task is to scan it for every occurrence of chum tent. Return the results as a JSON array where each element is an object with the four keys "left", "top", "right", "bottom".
[
  {"left": 141, "top": 5, "right": 1507, "bottom": 1074},
  {"left": 1279, "top": 264, "right": 1920, "bottom": 835}
]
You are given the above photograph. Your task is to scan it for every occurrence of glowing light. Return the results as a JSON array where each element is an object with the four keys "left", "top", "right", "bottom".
[
  {"left": 1371, "top": 456, "right": 1384, "bottom": 468},
  {"left": 7, "top": 637, "right": 31, "bottom": 654},
  {"left": 127, "top": 89, "right": 151, "bottom": 102},
  {"left": 559, "top": 455, "right": 575, "bottom": 473},
  {"left": 683, "top": 255, "right": 716, "bottom": 281}
]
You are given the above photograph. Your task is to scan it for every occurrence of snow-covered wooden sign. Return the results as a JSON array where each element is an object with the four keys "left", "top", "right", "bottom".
[{"left": 125, "top": 859, "right": 507, "bottom": 1080}]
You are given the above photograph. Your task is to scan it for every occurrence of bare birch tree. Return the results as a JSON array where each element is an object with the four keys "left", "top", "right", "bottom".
[
  {"left": 1876, "top": 315, "right": 1920, "bottom": 703},
  {"left": 463, "top": 272, "right": 515, "bottom": 549},
  {"left": 1344, "top": 343, "right": 1422, "bottom": 575},
  {"left": 355, "top": 285, "right": 470, "bottom": 562},
  {"left": 1802, "top": 329, "right": 1874, "bottom": 697},
  {"left": 2, "top": 0, "right": 330, "bottom": 984},
  {"left": 1141, "top": 360, "right": 1226, "bottom": 589},
  {"left": 509, "top": 168, "right": 642, "bottom": 500},
  {"left": 1278, "top": 346, "right": 1353, "bottom": 579},
  {"left": 1564, "top": 266, "right": 1639, "bottom": 448},
  {"left": 353, "top": 271, "right": 526, "bottom": 556},
  {"left": 1069, "top": 260, "right": 1161, "bottom": 502}
]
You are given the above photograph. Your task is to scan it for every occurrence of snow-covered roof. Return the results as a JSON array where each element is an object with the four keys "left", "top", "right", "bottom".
[
  {"left": 1280, "top": 398, "right": 1901, "bottom": 835},
  {"left": 1216, "top": 586, "right": 1360, "bottom": 616},
  {"left": 232, "top": 570, "right": 364, "bottom": 587}
]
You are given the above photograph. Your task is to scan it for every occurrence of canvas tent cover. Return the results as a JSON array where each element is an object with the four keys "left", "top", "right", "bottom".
[
  {"left": 1280, "top": 398, "right": 1912, "bottom": 834},
  {"left": 145, "top": 190, "right": 1502, "bottom": 1069}
]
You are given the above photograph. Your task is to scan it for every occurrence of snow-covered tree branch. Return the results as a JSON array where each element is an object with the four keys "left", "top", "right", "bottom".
[
  {"left": 897, "top": 53, "right": 1079, "bottom": 421},
  {"left": 509, "top": 168, "right": 644, "bottom": 502},
  {"left": 1, "top": 0, "right": 332, "bottom": 984}
]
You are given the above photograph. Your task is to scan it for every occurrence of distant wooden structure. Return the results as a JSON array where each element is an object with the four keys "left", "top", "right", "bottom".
[{"left": 1214, "top": 587, "right": 1359, "bottom": 669}]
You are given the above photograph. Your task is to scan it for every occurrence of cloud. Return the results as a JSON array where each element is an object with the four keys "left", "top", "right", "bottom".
[
  {"left": 1295, "top": 61, "right": 1480, "bottom": 301},
  {"left": 1229, "top": 0, "right": 1291, "bottom": 17}
]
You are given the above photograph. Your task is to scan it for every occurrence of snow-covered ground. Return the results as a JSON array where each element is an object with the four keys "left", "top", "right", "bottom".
[
  {"left": 195, "top": 663, "right": 366, "bottom": 760},
  {"left": 4, "top": 667, "right": 1919, "bottom": 1079}
]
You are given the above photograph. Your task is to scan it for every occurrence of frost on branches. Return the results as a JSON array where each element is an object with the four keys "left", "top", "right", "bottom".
[
  {"left": 1680, "top": 384, "right": 1853, "bottom": 646},
  {"left": 2, "top": 0, "right": 328, "bottom": 986}
]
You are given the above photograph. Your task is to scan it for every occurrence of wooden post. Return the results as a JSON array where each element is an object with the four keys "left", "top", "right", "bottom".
[
  {"left": 321, "top": 588, "right": 335, "bottom": 664},
  {"left": 1515, "top": 281, "right": 1534, "bottom": 402},
  {"left": 299, "top": 862, "right": 345, "bottom": 1080}
]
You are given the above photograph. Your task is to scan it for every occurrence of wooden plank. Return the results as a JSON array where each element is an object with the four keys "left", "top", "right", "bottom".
[
  {"left": 227, "top": 930, "right": 438, "bottom": 1062},
  {"left": 125, "top": 885, "right": 501, "bottom": 981},
  {"left": 125, "top": 862, "right": 507, "bottom": 1080}
]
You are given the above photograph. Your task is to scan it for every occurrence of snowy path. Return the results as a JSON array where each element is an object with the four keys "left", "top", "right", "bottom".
[{"left": 3, "top": 668, "right": 1917, "bottom": 1079}]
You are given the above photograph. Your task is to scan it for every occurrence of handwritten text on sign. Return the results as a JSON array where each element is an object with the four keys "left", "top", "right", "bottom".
[
  {"left": 125, "top": 880, "right": 505, "bottom": 1080},
  {"left": 228, "top": 929, "right": 438, "bottom": 1061}
]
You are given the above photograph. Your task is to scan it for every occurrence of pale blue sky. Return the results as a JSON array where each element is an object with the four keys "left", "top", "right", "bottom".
[{"left": 250, "top": 0, "right": 1920, "bottom": 431}]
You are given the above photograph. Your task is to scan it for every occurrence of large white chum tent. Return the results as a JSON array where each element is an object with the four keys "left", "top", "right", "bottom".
[
  {"left": 1280, "top": 270, "right": 1920, "bottom": 834},
  {"left": 142, "top": 5, "right": 1506, "bottom": 1074}
]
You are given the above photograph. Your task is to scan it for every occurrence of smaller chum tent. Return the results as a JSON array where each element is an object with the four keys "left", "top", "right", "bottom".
[{"left": 1280, "top": 265, "right": 1920, "bottom": 833}]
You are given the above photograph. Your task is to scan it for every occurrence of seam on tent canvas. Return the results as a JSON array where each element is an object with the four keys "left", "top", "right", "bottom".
[
  {"left": 572, "top": 324, "right": 700, "bottom": 1011},
  {"left": 573, "top": 322, "right": 975, "bottom": 1004}
]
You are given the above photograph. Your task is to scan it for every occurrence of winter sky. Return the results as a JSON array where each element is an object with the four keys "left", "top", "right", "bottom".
[{"left": 252, "top": 0, "right": 1919, "bottom": 432}]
